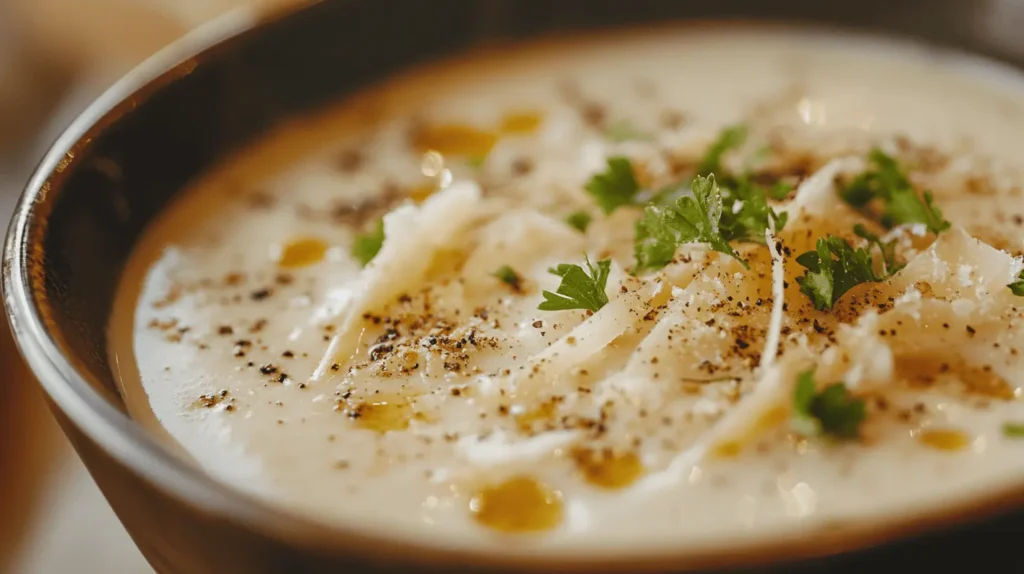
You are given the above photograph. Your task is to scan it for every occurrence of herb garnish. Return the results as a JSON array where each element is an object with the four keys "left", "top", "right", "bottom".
[
  {"left": 351, "top": 218, "right": 385, "bottom": 267},
  {"left": 584, "top": 157, "right": 641, "bottom": 215},
  {"left": 1003, "top": 422, "right": 1024, "bottom": 438},
  {"left": 538, "top": 255, "right": 611, "bottom": 313},
  {"left": 634, "top": 174, "right": 788, "bottom": 273},
  {"left": 605, "top": 120, "right": 654, "bottom": 143},
  {"left": 720, "top": 177, "right": 790, "bottom": 244},
  {"left": 796, "top": 226, "right": 904, "bottom": 311},
  {"left": 840, "top": 149, "right": 951, "bottom": 234},
  {"left": 792, "top": 369, "right": 866, "bottom": 440},
  {"left": 1008, "top": 270, "right": 1024, "bottom": 296},
  {"left": 566, "top": 211, "right": 593, "bottom": 233},
  {"left": 634, "top": 174, "right": 745, "bottom": 272},
  {"left": 493, "top": 265, "right": 523, "bottom": 292},
  {"left": 697, "top": 124, "right": 747, "bottom": 176},
  {"left": 852, "top": 224, "right": 905, "bottom": 276}
]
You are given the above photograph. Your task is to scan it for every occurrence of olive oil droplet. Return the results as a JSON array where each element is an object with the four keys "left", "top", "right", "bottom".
[
  {"left": 918, "top": 428, "right": 971, "bottom": 451},
  {"left": 277, "top": 237, "right": 328, "bottom": 268},
  {"left": 500, "top": 111, "right": 544, "bottom": 135},
  {"left": 470, "top": 476, "right": 563, "bottom": 533},
  {"left": 572, "top": 447, "right": 644, "bottom": 489},
  {"left": 347, "top": 395, "right": 413, "bottom": 433},
  {"left": 412, "top": 124, "right": 498, "bottom": 157}
]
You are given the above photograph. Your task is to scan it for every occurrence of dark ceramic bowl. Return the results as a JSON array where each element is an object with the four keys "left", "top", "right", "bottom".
[{"left": 5, "top": 1, "right": 1024, "bottom": 572}]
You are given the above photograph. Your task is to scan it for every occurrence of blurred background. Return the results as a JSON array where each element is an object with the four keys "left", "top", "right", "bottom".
[{"left": 0, "top": 2, "right": 294, "bottom": 572}]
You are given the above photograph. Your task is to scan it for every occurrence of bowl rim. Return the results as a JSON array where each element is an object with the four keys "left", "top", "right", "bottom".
[{"left": 5, "top": 2, "right": 1024, "bottom": 571}]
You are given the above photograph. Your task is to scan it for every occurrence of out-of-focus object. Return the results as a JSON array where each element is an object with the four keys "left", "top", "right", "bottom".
[
  {"left": 0, "top": 0, "right": 305, "bottom": 157},
  {"left": 0, "top": 2, "right": 73, "bottom": 156}
]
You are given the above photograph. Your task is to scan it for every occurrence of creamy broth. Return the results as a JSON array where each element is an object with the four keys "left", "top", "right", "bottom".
[{"left": 110, "top": 28, "right": 1024, "bottom": 553}]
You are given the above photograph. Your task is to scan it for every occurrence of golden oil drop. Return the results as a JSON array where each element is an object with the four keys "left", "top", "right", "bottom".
[
  {"left": 469, "top": 476, "right": 563, "bottom": 533},
  {"left": 571, "top": 447, "right": 644, "bottom": 489},
  {"left": 918, "top": 428, "right": 971, "bottom": 451},
  {"left": 411, "top": 124, "right": 498, "bottom": 157},
  {"left": 499, "top": 111, "right": 544, "bottom": 135},
  {"left": 277, "top": 237, "right": 328, "bottom": 268}
]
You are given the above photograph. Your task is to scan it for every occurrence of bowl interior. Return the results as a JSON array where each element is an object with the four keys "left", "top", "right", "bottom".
[{"left": 6, "top": 0, "right": 1024, "bottom": 571}]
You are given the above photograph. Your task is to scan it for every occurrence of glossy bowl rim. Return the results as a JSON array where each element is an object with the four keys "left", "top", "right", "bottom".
[{"left": 4, "top": 2, "right": 1024, "bottom": 571}]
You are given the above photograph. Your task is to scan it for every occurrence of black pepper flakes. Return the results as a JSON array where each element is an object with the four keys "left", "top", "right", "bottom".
[{"left": 250, "top": 288, "right": 272, "bottom": 301}]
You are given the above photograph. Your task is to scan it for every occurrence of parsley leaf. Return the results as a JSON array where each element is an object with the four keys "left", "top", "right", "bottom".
[
  {"left": 538, "top": 255, "right": 611, "bottom": 313},
  {"left": 853, "top": 224, "right": 905, "bottom": 277},
  {"left": 796, "top": 227, "right": 904, "bottom": 310},
  {"left": 840, "top": 149, "right": 951, "bottom": 234},
  {"left": 720, "top": 177, "right": 789, "bottom": 244},
  {"left": 605, "top": 120, "right": 654, "bottom": 143},
  {"left": 792, "top": 370, "right": 866, "bottom": 440},
  {"left": 351, "top": 218, "right": 385, "bottom": 267},
  {"left": 565, "top": 211, "right": 593, "bottom": 233},
  {"left": 697, "top": 124, "right": 747, "bottom": 176},
  {"left": 584, "top": 157, "right": 641, "bottom": 214},
  {"left": 1009, "top": 270, "right": 1024, "bottom": 296},
  {"left": 493, "top": 265, "right": 523, "bottom": 292},
  {"left": 633, "top": 174, "right": 747, "bottom": 273},
  {"left": 1004, "top": 422, "right": 1024, "bottom": 438}
]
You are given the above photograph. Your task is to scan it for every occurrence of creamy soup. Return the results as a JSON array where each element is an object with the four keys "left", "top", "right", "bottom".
[{"left": 110, "top": 27, "right": 1024, "bottom": 553}]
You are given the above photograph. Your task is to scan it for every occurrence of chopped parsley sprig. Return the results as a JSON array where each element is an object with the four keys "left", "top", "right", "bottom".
[
  {"left": 792, "top": 369, "right": 866, "bottom": 440},
  {"left": 352, "top": 218, "right": 385, "bottom": 267},
  {"left": 493, "top": 265, "right": 523, "bottom": 292},
  {"left": 584, "top": 157, "right": 641, "bottom": 215},
  {"left": 1008, "top": 270, "right": 1024, "bottom": 296},
  {"left": 634, "top": 174, "right": 746, "bottom": 272},
  {"left": 840, "top": 149, "right": 951, "bottom": 234},
  {"left": 605, "top": 120, "right": 654, "bottom": 143},
  {"left": 565, "top": 211, "right": 593, "bottom": 233},
  {"left": 634, "top": 173, "right": 787, "bottom": 273},
  {"left": 538, "top": 255, "right": 611, "bottom": 313},
  {"left": 796, "top": 225, "right": 904, "bottom": 311},
  {"left": 1004, "top": 422, "right": 1024, "bottom": 438},
  {"left": 697, "top": 124, "right": 747, "bottom": 176}
]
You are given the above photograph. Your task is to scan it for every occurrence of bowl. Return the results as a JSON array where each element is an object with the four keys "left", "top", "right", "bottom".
[{"left": 4, "top": 1, "right": 1024, "bottom": 572}]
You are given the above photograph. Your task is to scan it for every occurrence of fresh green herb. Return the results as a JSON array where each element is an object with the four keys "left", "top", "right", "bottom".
[
  {"left": 1003, "top": 422, "right": 1024, "bottom": 438},
  {"left": 720, "top": 177, "right": 789, "bottom": 243},
  {"left": 493, "top": 265, "right": 523, "bottom": 292},
  {"left": 795, "top": 237, "right": 876, "bottom": 311},
  {"left": 796, "top": 226, "right": 905, "bottom": 310},
  {"left": 840, "top": 149, "right": 951, "bottom": 234},
  {"left": 1008, "top": 270, "right": 1024, "bottom": 296},
  {"left": 634, "top": 174, "right": 747, "bottom": 273},
  {"left": 467, "top": 155, "right": 486, "bottom": 169},
  {"left": 792, "top": 370, "right": 866, "bottom": 440},
  {"left": 697, "top": 124, "right": 747, "bottom": 176},
  {"left": 605, "top": 120, "right": 654, "bottom": 143},
  {"left": 853, "top": 224, "right": 905, "bottom": 277},
  {"left": 584, "top": 157, "right": 641, "bottom": 214},
  {"left": 633, "top": 173, "right": 788, "bottom": 274},
  {"left": 565, "top": 211, "right": 593, "bottom": 233},
  {"left": 768, "top": 180, "right": 795, "bottom": 200},
  {"left": 538, "top": 255, "right": 611, "bottom": 313},
  {"left": 351, "top": 218, "right": 385, "bottom": 267}
]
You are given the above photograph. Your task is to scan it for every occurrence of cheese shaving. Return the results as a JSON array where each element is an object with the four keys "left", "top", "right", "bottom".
[
  {"left": 759, "top": 227, "right": 785, "bottom": 372},
  {"left": 311, "top": 182, "right": 483, "bottom": 380}
]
